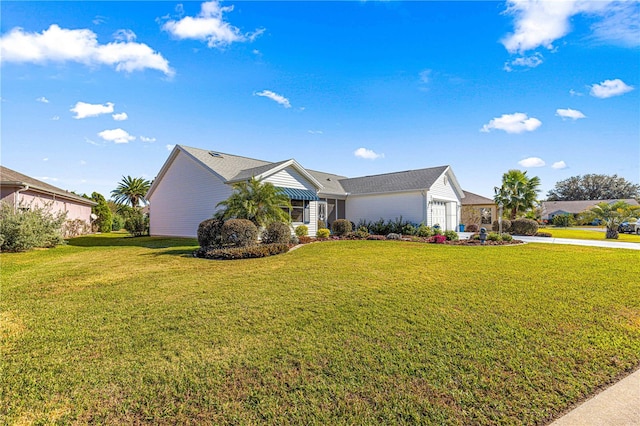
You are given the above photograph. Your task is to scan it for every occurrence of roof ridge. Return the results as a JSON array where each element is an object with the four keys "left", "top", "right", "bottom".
[{"left": 340, "top": 165, "right": 448, "bottom": 181}]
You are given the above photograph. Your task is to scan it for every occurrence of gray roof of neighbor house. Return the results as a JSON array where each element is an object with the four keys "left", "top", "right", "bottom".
[
  {"left": 541, "top": 199, "right": 639, "bottom": 216},
  {"left": 339, "top": 166, "right": 450, "bottom": 195},
  {"left": 462, "top": 190, "right": 494, "bottom": 205},
  {"left": 0, "top": 165, "right": 97, "bottom": 206}
]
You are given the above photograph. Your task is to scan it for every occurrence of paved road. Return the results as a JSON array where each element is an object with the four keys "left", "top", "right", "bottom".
[{"left": 458, "top": 232, "right": 640, "bottom": 250}]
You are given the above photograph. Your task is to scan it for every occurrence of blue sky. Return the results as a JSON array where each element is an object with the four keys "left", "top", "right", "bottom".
[{"left": 1, "top": 1, "right": 638, "bottom": 200}]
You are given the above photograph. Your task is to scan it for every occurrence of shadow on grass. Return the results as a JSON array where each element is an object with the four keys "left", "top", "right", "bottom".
[{"left": 67, "top": 233, "right": 198, "bottom": 251}]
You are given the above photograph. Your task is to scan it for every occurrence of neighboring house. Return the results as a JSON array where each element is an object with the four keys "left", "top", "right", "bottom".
[
  {"left": 146, "top": 145, "right": 465, "bottom": 238},
  {"left": 0, "top": 165, "right": 97, "bottom": 226},
  {"left": 541, "top": 199, "right": 640, "bottom": 221},
  {"left": 461, "top": 191, "right": 496, "bottom": 227}
]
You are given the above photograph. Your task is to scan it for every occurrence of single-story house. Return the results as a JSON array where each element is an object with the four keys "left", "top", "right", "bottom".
[
  {"left": 0, "top": 165, "right": 97, "bottom": 226},
  {"left": 461, "top": 191, "right": 496, "bottom": 227},
  {"left": 146, "top": 145, "right": 465, "bottom": 237},
  {"left": 541, "top": 199, "right": 639, "bottom": 221}
]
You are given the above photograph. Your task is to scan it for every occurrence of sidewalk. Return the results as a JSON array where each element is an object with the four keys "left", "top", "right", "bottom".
[
  {"left": 550, "top": 368, "right": 640, "bottom": 425},
  {"left": 458, "top": 232, "right": 640, "bottom": 250}
]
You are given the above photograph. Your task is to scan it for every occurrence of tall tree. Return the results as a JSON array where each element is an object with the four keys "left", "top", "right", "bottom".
[
  {"left": 586, "top": 201, "right": 640, "bottom": 239},
  {"left": 494, "top": 169, "right": 541, "bottom": 220},
  {"left": 216, "top": 177, "right": 291, "bottom": 227},
  {"left": 91, "top": 192, "right": 112, "bottom": 233},
  {"left": 547, "top": 174, "right": 640, "bottom": 201},
  {"left": 111, "top": 176, "right": 151, "bottom": 208}
]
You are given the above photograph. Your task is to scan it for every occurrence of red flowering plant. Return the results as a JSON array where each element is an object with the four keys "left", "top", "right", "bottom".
[{"left": 428, "top": 234, "right": 447, "bottom": 244}]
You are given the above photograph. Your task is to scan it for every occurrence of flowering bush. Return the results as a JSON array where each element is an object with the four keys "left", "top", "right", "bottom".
[{"left": 428, "top": 234, "right": 447, "bottom": 244}]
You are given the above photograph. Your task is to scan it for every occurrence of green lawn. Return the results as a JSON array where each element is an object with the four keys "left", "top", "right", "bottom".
[
  {"left": 2, "top": 234, "right": 639, "bottom": 424},
  {"left": 544, "top": 227, "right": 640, "bottom": 242}
]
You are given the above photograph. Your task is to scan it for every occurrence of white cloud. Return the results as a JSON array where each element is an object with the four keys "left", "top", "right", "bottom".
[
  {"left": 140, "top": 136, "right": 156, "bottom": 143},
  {"left": 419, "top": 69, "right": 432, "bottom": 84},
  {"left": 43, "top": 157, "right": 49, "bottom": 162},
  {"left": 36, "top": 96, "right": 49, "bottom": 103},
  {"left": 354, "top": 147, "right": 384, "bottom": 160},
  {"left": 503, "top": 53, "right": 543, "bottom": 71},
  {"left": 590, "top": 78, "right": 634, "bottom": 98},
  {"left": 569, "top": 89, "right": 584, "bottom": 97},
  {"left": 162, "top": 1, "right": 264, "bottom": 48},
  {"left": 98, "top": 128, "right": 135, "bottom": 144},
  {"left": 113, "top": 29, "right": 136, "bottom": 42},
  {"left": 0, "top": 24, "right": 173, "bottom": 76},
  {"left": 112, "top": 112, "right": 128, "bottom": 121},
  {"left": 552, "top": 161, "right": 567, "bottom": 169},
  {"left": 38, "top": 176, "right": 59, "bottom": 182},
  {"left": 51, "top": 115, "right": 60, "bottom": 121},
  {"left": 501, "top": 0, "right": 638, "bottom": 54},
  {"left": 518, "top": 157, "right": 546, "bottom": 168},
  {"left": 480, "top": 112, "right": 542, "bottom": 134},
  {"left": 166, "top": 144, "right": 175, "bottom": 151},
  {"left": 71, "top": 101, "right": 114, "bottom": 119},
  {"left": 85, "top": 137, "right": 101, "bottom": 146},
  {"left": 556, "top": 108, "right": 586, "bottom": 120},
  {"left": 254, "top": 90, "right": 291, "bottom": 108},
  {"left": 308, "top": 130, "right": 323, "bottom": 135},
  {"left": 80, "top": 160, "right": 87, "bottom": 166}
]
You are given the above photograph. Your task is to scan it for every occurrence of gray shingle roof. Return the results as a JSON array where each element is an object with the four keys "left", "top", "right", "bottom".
[
  {"left": 307, "top": 169, "right": 348, "bottom": 196},
  {"left": 229, "top": 160, "right": 291, "bottom": 182},
  {"left": 339, "top": 166, "right": 449, "bottom": 195},
  {"left": 0, "top": 165, "right": 96, "bottom": 206},
  {"left": 180, "top": 146, "right": 271, "bottom": 181}
]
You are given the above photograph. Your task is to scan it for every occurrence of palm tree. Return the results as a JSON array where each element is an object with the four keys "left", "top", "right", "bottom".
[
  {"left": 494, "top": 169, "right": 541, "bottom": 220},
  {"left": 216, "top": 177, "right": 292, "bottom": 227},
  {"left": 111, "top": 176, "right": 151, "bottom": 208},
  {"left": 587, "top": 201, "right": 639, "bottom": 239}
]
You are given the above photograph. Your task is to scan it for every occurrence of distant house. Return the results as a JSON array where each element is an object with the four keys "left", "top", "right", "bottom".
[
  {"left": 541, "top": 199, "right": 640, "bottom": 221},
  {"left": 146, "top": 145, "right": 465, "bottom": 238},
  {"left": 461, "top": 191, "right": 496, "bottom": 227},
  {"left": 0, "top": 165, "right": 97, "bottom": 226}
]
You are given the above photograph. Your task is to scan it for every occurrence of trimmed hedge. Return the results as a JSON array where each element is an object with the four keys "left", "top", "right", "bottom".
[
  {"left": 316, "top": 228, "right": 330, "bottom": 239},
  {"left": 510, "top": 218, "right": 539, "bottom": 236},
  {"left": 221, "top": 219, "right": 258, "bottom": 247},
  {"left": 197, "top": 218, "right": 224, "bottom": 248},
  {"left": 492, "top": 219, "right": 511, "bottom": 233},
  {"left": 196, "top": 243, "right": 289, "bottom": 260},
  {"left": 331, "top": 219, "right": 352, "bottom": 236},
  {"left": 294, "top": 225, "right": 308, "bottom": 237},
  {"left": 262, "top": 221, "right": 291, "bottom": 244}
]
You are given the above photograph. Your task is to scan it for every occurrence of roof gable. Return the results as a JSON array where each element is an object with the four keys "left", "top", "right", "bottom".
[
  {"left": 462, "top": 190, "right": 495, "bottom": 205},
  {"left": 339, "top": 166, "right": 450, "bottom": 195}
]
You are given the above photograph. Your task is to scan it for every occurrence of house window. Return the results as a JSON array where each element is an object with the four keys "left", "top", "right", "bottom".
[
  {"left": 480, "top": 207, "right": 492, "bottom": 224},
  {"left": 286, "top": 199, "right": 310, "bottom": 224}
]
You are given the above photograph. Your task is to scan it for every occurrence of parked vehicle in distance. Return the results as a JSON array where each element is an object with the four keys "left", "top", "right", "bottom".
[{"left": 618, "top": 221, "right": 640, "bottom": 235}]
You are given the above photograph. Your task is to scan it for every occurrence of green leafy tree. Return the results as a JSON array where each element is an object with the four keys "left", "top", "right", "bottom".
[
  {"left": 111, "top": 176, "right": 151, "bottom": 208},
  {"left": 494, "top": 169, "right": 541, "bottom": 220},
  {"left": 585, "top": 201, "right": 640, "bottom": 239},
  {"left": 91, "top": 192, "right": 112, "bottom": 233},
  {"left": 547, "top": 174, "right": 640, "bottom": 201},
  {"left": 216, "top": 177, "right": 291, "bottom": 228}
]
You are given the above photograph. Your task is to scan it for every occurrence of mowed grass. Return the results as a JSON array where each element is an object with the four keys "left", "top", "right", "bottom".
[
  {"left": 2, "top": 234, "right": 639, "bottom": 425},
  {"left": 544, "top": 227, "right": 640, "bottom": 242}
]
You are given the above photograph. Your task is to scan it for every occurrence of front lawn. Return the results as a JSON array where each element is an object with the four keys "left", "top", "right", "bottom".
[
  {"left": 544, "top": 227, "right": 640, "bottom": 242},
  {"left": 2, "top": 235, "right": 639, "bottom": 424}
]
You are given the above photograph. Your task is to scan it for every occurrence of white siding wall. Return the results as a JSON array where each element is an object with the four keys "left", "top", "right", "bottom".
[
  {"left": 149, "top": 152, "right": 232, "bottom": 238},
  {"left": 427, "top": 171, "right": 461, "bottom": 230},
  {"left": 346, "top": 191, "right": 425, "bottom": 225},
  {"left": 264, "top": 167, "right": 316, "bottom": 190}
]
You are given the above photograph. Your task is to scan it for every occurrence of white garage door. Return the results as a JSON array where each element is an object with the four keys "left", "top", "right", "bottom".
[{"left": 432, "top": 201, "right": 446, "bottom": 229}]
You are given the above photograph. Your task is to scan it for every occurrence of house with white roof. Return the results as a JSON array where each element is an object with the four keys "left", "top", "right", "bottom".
[{"left": 146, "top": 145, "right": 465, "bottom": 237}]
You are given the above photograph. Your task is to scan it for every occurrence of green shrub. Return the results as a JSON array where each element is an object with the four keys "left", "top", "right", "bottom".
[
  {"left": 487, "top": 232, "right": 502, "bottom": 242},
  {"left": 501, "top": 233, "right": 513, "bottom": 242},
  {"left": 221, "top": 219, "right": 258, "bottom": 247},
  {"left": 416, "top": 224, "right": 434, "bottom": 237},
  {"left": 0, "top": 202, "right": 67, "bottom": 252},
  {"left": 262, "top": 221, "right": 292, "bottom": 244},
  {"left": 535, "top": 231, "right": 552, "bottom": 237},
  {"left": 510, "top": 218, "right": 539, "bottom": 236},
  {"left": 91, "top": 192, "right": 112, "bottom": 233},
  {"left": 62, "top": 219, "right": 90, "bottom": 238},
  {"left": 316, "top": 228, "right": 330, "bottom": 239},
  {"left": 355, "top": 226, "right": 370, "bottom": 239},
  {"left": 196, "top": 243, "right": 289, "bottom": 260},
  {"left": 444, "top": 230, "right": 459, "bottom": 241},
  {"left": 401, "top": 223, "right": 417, "bottom": 236},
  {"left": 332, "top": 219, "right": 352, "bottom": 236},
  {"left": 112, "top": 214, "right": 125, "bottom": 231},
  {"left": 552, "top": 214, "right": 575, "bottom": 227},
  {"left": 294, "top": 224, "right": 308, "bottom": 237},
  {"left": 492, "top": 219, "right": 511, "bottom": 233},
  {"left": 197, "top": 218, "right": 224, "bottom": 248},
  {"left": 317, "top": 220, "right": 327, "bottom": 230},
  {"left": 124, "top": 210, "right": 149, "bottom": 237}
]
